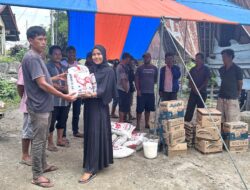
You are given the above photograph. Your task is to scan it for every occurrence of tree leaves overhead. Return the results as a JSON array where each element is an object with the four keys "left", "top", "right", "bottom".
[{"left": 47, "top": 11, "right": 68, "bottom": 55}]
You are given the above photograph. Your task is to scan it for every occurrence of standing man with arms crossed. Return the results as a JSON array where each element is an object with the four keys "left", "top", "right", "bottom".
[
  {"left": 135, "top": 53, "right": 158, "bottom": 130},
  {"left": 22, "top": 26, "right": 76, "bottom": 188},
  {"left": 217, "top": 49, "right": 243, "bottom": 123},
  {"left": 184, "top": 53, "right": 211, "bottom": 122}
]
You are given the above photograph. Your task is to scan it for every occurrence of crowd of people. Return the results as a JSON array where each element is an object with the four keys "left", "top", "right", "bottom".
[{"left": 17, "top": 25, "right": 243, "bottom": 188}]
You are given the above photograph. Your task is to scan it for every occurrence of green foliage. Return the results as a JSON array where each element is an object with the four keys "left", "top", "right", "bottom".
[
  {"left": 0, "top": 78, "right": 19, "bottom": 105},
  {"left": 208, "top": 72, "right": 218, "bottom": 86},
  {"left": 47, "top": 11, "right": 68, "bottom": 53},
  {"left": 0, "top": 56, "right": 16, "bottom": 63},
  {"left": 9, "top": 45, "right": 28, "bottom": 62}
]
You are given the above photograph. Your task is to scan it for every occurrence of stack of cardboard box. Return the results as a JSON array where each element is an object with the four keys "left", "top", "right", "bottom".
[
  {"left": 185, "top": 122, "right": 196, "bottom": 148},
  {"left": 222, "top": 121, "right": 249, "bottom": 153},
  {"left": 159, "top": 100, "right": 187, "bottom": 156},
  {"left": 195, "top": 108, "right": 223, "bottom": 154},
  {"left": 240, "top": 111, "right": 250, "bottom": 135}
]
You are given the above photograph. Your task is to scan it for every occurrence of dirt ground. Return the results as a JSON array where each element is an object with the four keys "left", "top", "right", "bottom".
[{"left": 0, "top": 107, "right": 250, "bottom": 190}]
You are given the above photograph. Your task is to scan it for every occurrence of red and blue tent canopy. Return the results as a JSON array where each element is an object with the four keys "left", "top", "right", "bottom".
[{"left": 1, "top": 0, "right": 250, "bottom": 59}]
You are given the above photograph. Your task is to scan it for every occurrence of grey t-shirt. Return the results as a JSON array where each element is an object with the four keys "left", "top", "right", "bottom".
[
  {"left": 219, "top": 63, "right": 243, "bottom": 99},
  {"left": 22, "top": 50, "right": 54, "bottom": 113},
  {"left": 116, "top": 63, "right": 129, "bottom": 92},
  {"left": 135, "top": 64, "right": 158, "bottom": 94}
]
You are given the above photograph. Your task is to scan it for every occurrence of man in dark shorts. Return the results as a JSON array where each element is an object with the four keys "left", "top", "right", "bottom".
[
  {"left": 22, "top": 26, "right": 76, "bottom": 188},
  {"left": 135, "top": 53, "right": 158, "bottom": 130},
  {"left": 116, "top": 53, "right": 131, "bottom": 122},
  {"left": 184, "top": 53, "right": 211, "bottom": 122}
]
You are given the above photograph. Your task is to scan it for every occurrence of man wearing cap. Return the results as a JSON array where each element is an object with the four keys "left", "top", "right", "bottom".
[{"left": 135, "top": 53, "right": 158, "bottom": 130}]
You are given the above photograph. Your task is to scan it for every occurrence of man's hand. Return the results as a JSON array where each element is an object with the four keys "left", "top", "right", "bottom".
[
  {"left": 51, "top": 73, "right": 67, "bottom": 81},
  {"left": 62, "top": 92, "right": 77, "bottom": 102}
]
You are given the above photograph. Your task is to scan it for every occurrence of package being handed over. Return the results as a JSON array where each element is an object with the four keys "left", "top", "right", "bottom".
[{"left": 67, "top": 65, "right": 97, "bottom": 96}]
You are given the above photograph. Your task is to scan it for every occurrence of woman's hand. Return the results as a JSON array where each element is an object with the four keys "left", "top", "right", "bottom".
[{"left": 80, "top": 93, "right": 92, "bottom": 99}]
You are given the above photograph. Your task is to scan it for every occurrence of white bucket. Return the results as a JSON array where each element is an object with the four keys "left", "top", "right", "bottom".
[{"left": 143, "top": 140, "right": 158, "bottom": 159}]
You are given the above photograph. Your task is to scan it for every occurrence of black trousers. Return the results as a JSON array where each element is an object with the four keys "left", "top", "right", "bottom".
[
  {"left": 184, "top": 91, "right": 207, "bottom": 122},
  {"left": 71, "top": 98, "right": 82, "bottom": 135},
  {"left": 161, "top": 92, "right": 177, "bottom": 101},
  {"left": 49, "top": 106, "right": 70, "bottom": 134}
]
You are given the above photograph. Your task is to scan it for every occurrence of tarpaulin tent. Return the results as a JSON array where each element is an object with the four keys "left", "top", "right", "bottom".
[
  {"left": 1, "top": 0, "right": 250, "bottom": 59},
  {"left": 1, "top": 2, "right": 249, "bottom": 187}
]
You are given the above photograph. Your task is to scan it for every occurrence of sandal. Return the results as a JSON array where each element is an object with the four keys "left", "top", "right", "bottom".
[
  {"left": 32, "top": 177, "right": 53, "bottom": 188},
  {"left": 63, "top": 138, "right": 70, "bottom": 143},
  {"left": 73, "top": 133, "right": 83, "bottom": 138},
  {"left": 47, "top": 146, "right": 58, "bottom": 152},
  {"left": 20, "top": 159, "right": 32, "bottom": 166},
  {"left": 78, "top": 173, "right": 96, "bottom": 184},
  {"left": 57, "top": 142, "right": 70, "bottom": 147},
  {"left": 43, "top": 165, "right": 58, "bottom": 173}
]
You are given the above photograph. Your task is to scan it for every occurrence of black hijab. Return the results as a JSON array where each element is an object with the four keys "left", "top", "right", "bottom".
[
  {"left": 91, "top": 45, "right": 117, "bottom": 105},
  {"left": 91, "top": 45, "right": 109, "bottom": 71}
]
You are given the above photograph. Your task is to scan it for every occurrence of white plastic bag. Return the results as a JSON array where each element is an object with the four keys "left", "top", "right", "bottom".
[
  {"left": 123, "top": 132, "right": 146, "bottom": 149},
  {"left": 112, "top": 135, "right": 128, "bottom": 147},
  {"left": 67, "top": 65, "right": 97, "bottom": 96},
  {"left": 113, "top": 145, "right": 135, "bottom": 159},
  {"left": 111, "top": 122, "right": 135, "bottom": 138}
]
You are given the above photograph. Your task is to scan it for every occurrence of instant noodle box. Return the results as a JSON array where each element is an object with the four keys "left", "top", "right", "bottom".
[{"left": 196, "top": 108, "right": 221, "bottom": 129}]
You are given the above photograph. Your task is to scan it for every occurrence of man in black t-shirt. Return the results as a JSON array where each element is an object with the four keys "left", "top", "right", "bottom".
[{"left": 216, "top": 49, "right": 243, "bottom": 123}]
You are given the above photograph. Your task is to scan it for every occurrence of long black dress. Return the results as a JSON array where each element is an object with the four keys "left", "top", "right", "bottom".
[{"left": 83, "top": 59, "right": 117, "bottom": 174}]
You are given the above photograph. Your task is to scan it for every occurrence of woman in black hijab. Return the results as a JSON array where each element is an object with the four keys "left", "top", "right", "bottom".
[{"left": 79, "top": 45, "right": 117, "bottom": 183}]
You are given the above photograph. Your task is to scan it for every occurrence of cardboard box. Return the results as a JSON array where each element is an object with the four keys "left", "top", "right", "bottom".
[
  {"left": 225, "top": 139, "right": 249, "bottom": 147},
  {"left": 169, "top": 129, "right": 185, "bottom": 146},
  {"left": 160, "top": 100, "right": 184, "bottom": 112},
  {"left": 168, "top": 142, "right": 187, "bottom": 151},
  {"left": 240, "top": 111, "right": 250, "bottom": 134},
  {"left": 195, "top": 139, "right": 222, "bottom": 153},
  {"left": 224, "top": 139, "right": 249, "bottom": 152},
  {"left": 196, "top": 127, "right": 220, "bottom": 141},
  {"left": 197, "top": 108, "right": 221, "bottom": 128},
  {"left": 222, "top": 132, "right": 248, "bottom": 141},
  {"left": 227, "top": 146, "right": 248, "bottom": 153},
  {"left": 161, "top": 117, "right": 184, "bottom": 127},
  {"left": 196, "top": 122, "right": 221, "bottom": 131},
  {"left": 223, "top": 121, "right": 248, "bottom": 133},
  {"left": 163, "top": 123, "right": 184, "bottom": 133},
  {"left": 164, "top": 129, "right": 185, "bottom": 146},
  {"left": 167, "top": 150, "right": 187, "bottom": 157},
  {"left": 159, "top": 100, "right": 185, "bottom": 120},
  {"left": 159, "top": 110, "right": 185, "bottom": 120}
]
